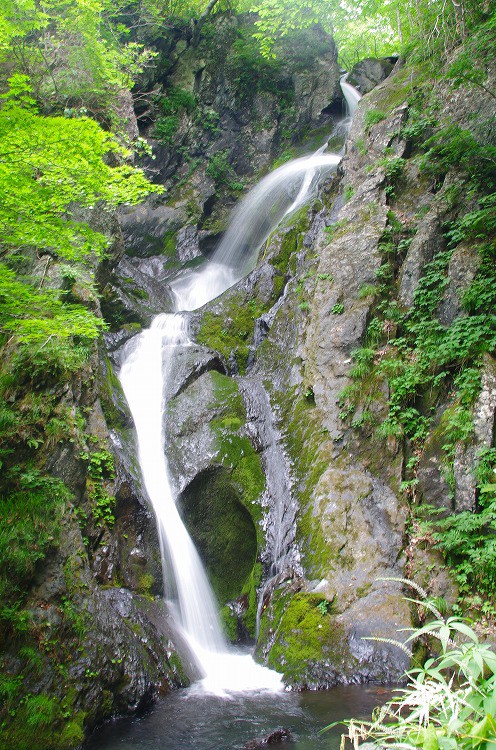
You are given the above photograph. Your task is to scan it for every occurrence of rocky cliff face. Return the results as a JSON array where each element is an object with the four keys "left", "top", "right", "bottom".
[
  {"left": 0, "top": 22, "right": 349, "bottom": 748},
  {"left": 4, "top": 14, "right": 495, "bottom": 745},
  {"left": 107, "top": 45, "right": 496, "bottom": 692},
  {"left": 102, "top": 18, "right": 343, "bottom": 330}
]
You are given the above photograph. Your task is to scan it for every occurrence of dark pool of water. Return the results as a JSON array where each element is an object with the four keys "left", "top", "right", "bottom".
[{"left": 86, "top": 684, "right": 392, "bottom": 750}]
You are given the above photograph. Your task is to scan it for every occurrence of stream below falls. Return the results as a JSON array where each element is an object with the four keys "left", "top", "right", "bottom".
[{"left": 86, "top": 682, "right": 391, "bottom": 750}]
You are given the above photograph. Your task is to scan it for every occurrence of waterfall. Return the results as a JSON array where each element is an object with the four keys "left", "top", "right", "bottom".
[
  {"left": 169, "top": 154, "right": 341, "bottom": 312},
  {"left": 340, "top": 73, "right": 362, "bottom": 116},
  {"left": 118, "top": 77, "right": 361, "bottom": 694}
]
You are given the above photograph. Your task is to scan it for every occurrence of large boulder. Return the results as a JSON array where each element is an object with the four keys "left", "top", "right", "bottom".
[{"left": 348, "top": 57, "right": 397, "bottom": 93}]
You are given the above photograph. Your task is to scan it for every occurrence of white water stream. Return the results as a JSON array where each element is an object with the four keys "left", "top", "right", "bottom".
[{"left": 118, "top": 77, "right": 361, "bottom": 695}]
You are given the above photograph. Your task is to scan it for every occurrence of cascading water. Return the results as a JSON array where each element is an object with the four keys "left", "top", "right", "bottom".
[{"left": 118, "top": 76, "right": 361, "bottom": 695}]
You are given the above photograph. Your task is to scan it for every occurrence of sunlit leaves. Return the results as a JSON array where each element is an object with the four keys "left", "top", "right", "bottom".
[
  {"left": 0, "top": 79, "right": 160, "bottom": 260},
  {"left": 0, "top": 0, "right": 156, "bottom": 121},
  {"left": 329, "top": 609, "right": 496, "bottom": 750},
  {"left": 0, "top": 265, "right": 106, "bottom": 343}
]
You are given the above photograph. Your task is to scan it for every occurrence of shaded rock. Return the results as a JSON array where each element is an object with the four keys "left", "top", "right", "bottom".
[
  {"left": 438, "top": 243, "right": 481, "bottom": 325},
  {"left": 176, "top": 225, "right": 206, "bottom": 262},
  {"left": 108, "top": 254, "right": 176, "bottom": 327},
  {"left": 119, "top": 203, "right": 186, "bottom": 259},
  {"left": 114, "top": 88, "right": 139, "bottom": 142},
  {"left": 348, "top": 57, "right": 397, "bottom": 94},
  {"left": 178, "top": 467, "right": 258, "bottom": 603},
  {"left": 288, "top": 26, "right": 341, "bottom": 129},
  {"left": 454, "top": 354, "right": 496, "bottom": 511},
  {"left": 166, "top": 343, "right": 228, "bottom": 400},
  {"left": 243, "top": 728, "right": 292, "bottom": 749},
  {"left": 398, "top": 211, "right": 447, "bottom": 308},
  {"left": 417, "top": 407, "right": 454, "bottom": 513}
]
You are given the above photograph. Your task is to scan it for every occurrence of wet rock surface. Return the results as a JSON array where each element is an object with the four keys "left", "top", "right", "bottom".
[{"left": 243, "top": 728, "right": 293, "bottom": 748}]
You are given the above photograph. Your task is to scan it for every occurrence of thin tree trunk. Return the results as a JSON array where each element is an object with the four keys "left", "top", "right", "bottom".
[
  {"left": 397, "top": 6, "right": 403, "bottom": 46},
  {"left": 191, "top": 0, "right": 221, "bottom": 47},
  {"left": 451, "top": 0, "right": 466, "bottom": 38}
]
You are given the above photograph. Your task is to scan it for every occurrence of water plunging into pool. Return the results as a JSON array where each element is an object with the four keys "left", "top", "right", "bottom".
[{"left": 118, "top": 78, "right": 361, "bottom": 696}]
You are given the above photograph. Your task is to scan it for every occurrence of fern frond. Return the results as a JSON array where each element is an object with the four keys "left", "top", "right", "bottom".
[
  {"left": 403, "top": 596, "right": 444, "bottom": 621},
  {"left": 378, "top": 576, "right": 444, "bottom": 620},
  {"left": 378, "top": 576, "right": 429, "bottom": 600},
  {"left": 362, "top": 635, "right": 413, "bottom": 658}
]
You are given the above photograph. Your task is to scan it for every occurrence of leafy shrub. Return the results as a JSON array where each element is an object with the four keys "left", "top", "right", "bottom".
[
  {"left": 154, "top": 114, "right": 179, "bottom": 144},
  {"left": 154, "top": 86, "right": 196, "bottom": 145},
  {"left": 0, "top": 470, "right": 71, "bottom": 602},
  {"left": 421, "top": 125, "right": 496, "bottom": 192},
  {"left": 81, "top": 449, "right": 116, "bottom": 527},
  {"left": 206, "top": 150, "right": 244, "bottom": 192},
  {"left": 224, "top": 29, "right": 293, "bottom": 106},
  {"left": 328, "top": 588, "right": 496, "bottom": 750}
]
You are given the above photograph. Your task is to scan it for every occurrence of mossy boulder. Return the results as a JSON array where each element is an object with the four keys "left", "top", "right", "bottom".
[
  {"left": 178, "top": 467, "right": 257, "bottom": 603},
  {"left": 257, "top": 590, "right": 349, "bottom": 689}
]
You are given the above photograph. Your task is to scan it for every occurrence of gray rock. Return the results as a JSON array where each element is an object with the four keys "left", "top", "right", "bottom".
[
  {"left": 348, "top": 57, "right": 397, "bottom": 94},
  {"left": 118, "top": 203, "right": 186, "bottom": 259},
  {"left": 398, "top": 211, "right": 446, "bottom": 308},
  {"left": 454, "top": 355, "right": 496, "bottom": 511}
]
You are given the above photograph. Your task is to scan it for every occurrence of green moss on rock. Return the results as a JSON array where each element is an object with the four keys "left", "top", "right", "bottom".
[
  {"left": 220, "top": 604, "right": 238, "bottom": 641},
  {"left": 179, "top": 467, "right": 258, "bottom": 604},
  {"left": 260, "top": 591, "right": 344, "bottom": 687},
  {"left": 197, "top": 296, "right": 267, "bottom": 374}
]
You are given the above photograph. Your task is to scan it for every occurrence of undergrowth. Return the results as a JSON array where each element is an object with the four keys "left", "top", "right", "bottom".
[
  {"left": 340, "top": 66, "right": 496, "bottom": 611},
  {"left": 327, "top": 583, "right": 496, "bottom": 750}
]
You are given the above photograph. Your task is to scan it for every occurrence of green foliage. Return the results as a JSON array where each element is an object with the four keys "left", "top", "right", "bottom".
[
  {"left": 154, "top": 114, "right": 179, "bottom": 144},
  {"left": 364, "top": 109, "right": 387, "bottom": 129},
  {"left": 206, "top": 150, "right": 244, "bottom": 192},
  {"left": 380, "top": 156, "right": 405, "bottom": 199},
  {"left": 0, "top": 78, "right": 160, "bottom": 262},
  {"left": 154, "top": 86, "right": 196, "bottom": 145},
  {"left": 0, "top": 0, "right": 156, "bottom": 123},
  {"left": 430, "top": 448, "right": 496, "bottom": 599},
  {"left": 224, "top": 26, "right": 293, "bottom": 105},
  {"left": 343, "top": 185, "right": 355, "bottom": 202},
  {"left": 0, "top": 684, "right": 86, "bottom": 750},
  {"left": 0, "top": 469, "right": 71, "bottom": 604},
  {"left": 420, "top": 126, "right": 496, "bottom": 193},
  {"left": 329, "top": 607, "right": 496, "bottom": 750},
  {"left": 0, "top": 266, "right": 105, "bottom": 352},
  {"left": 81, "top": 449, "right": 116, "bottom": 527}
]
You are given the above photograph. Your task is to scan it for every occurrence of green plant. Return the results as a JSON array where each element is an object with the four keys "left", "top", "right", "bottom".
[
  {"left": 206, "top": 150, "right": 244, "bottom": 192},
  {"left": 380, "top": 156, "right": 406, "bottom": 199},
  {"left": 153, "top": 87, "right": 197, "bottom": 146},
  {"left": 0, "top": 470, "right": 70, "bottom": 603},
  {"left": 326, "top": 586, "right": 496, "bottom": 750},
  {"left": 358, "top": 283, "right": 377, "bottom": 299},
  {"left": 343, "top": 185, "right": 355, "bottom": 202},
  {"left": 331, "top": 303, "right": 344, "bottom": 314},
  {"left": 154, "top": 114, "right": 179, "bottom": 145},
  {"left": 364, "top": 109, "right": 387, "bottom": 129},
  {"left": 81, "top": 449, "right": 116, "bottom": 527}
]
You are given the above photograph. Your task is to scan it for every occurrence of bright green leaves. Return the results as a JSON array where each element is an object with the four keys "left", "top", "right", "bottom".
[
  {"left": 330, "top": 606, "right": 496, "bottom": 750},
  {"left": 0, "top": 264, "right": 105, "bottom": 353},
  {"left": 0, "top": 75, "right": 159, "bottom": 349},
  {"left": 251, "top": 0, "right": 325, "bottom": 57},
  {"left": 0, "top": 469, "right": 71, "bottom": 602},
  {"left": 0, "top": 0, "right": 156, "bottom": 121},
  {"left": 0, "top": 95, "right": 159, "bottom": 260}
]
